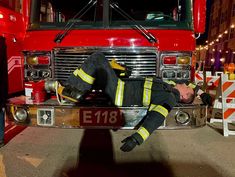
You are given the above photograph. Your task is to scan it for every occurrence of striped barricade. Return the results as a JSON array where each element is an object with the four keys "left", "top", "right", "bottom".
[
  {"left": 195, "top": 71, "right": 204, "bottom": 85},
  {"left": 207, "top": 73, "right": 223, "bottom": 123},
  {"left": 205, "top": 73, "right": 221, "bottom": 100},
  {"left": 222, "top": 74, "right": 235, "bottom": 136},
  {"left": 194, "top": 71, "right": 222, "bottom": 123}
]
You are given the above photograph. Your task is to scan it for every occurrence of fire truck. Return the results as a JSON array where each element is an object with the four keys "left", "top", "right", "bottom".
[{"left": 1, "top": 0, "right": 207, "bottom": 129}]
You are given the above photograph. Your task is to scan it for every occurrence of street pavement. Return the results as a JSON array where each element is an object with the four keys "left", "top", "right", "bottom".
[{"left": 0, "top": 123, "right": 235, "bottom": 177}]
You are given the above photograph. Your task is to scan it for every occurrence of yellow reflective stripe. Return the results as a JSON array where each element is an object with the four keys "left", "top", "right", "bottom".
[
  {"left": 137, "top": 127, "right": 150, "bottom": 141},
  {"left": 149, "top": 104, "right": 169, "bottom": 117},
  {"left": 164, "top": 80, "right": 176, "bottom": 86},
  {"left": 115, "top": 79, "right": 125, "bottom": 106},
  {"left": 73, "top": 68, "right": 95, "bottom": 85},
  {"left": 143, "top": 77, "right": 153, "bottom": 106},
  {"left": 188, "top": 83, "right": 196, "bottom": 89}
]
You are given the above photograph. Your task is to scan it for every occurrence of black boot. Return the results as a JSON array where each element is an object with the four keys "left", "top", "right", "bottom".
[{"left": 58, "top": 85, "right": 84, "bottom": 102}]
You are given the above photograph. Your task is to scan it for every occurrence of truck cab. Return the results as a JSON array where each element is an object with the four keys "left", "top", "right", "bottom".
[
  {"left": 0, "top": 0, "right": 25, "bottom": 95},
  {"left": 5, "top": 0, "right": 207, "bottom": 129}
]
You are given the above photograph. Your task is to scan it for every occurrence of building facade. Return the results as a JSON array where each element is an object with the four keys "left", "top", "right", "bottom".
[{"left": 205, "top": 0, "right": 235, "bottom": 71}]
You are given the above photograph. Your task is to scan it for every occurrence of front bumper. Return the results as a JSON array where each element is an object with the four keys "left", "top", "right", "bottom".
[{"left": 6, "top": 96, "right": 207, "bottom": 129}]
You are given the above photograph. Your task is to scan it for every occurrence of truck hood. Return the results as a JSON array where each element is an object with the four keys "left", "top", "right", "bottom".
[{"left": 23, "top": 29, "right": 195, "bottom": 51}]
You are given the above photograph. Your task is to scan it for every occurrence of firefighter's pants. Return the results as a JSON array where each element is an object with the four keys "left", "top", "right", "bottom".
[{"left": 67, "top": 52, "right": 119, "bottom": 103}]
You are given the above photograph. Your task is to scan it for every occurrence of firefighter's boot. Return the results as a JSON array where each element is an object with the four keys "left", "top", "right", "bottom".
[{"left": 57, "top": 85, "right": 84, "bottom": 103}]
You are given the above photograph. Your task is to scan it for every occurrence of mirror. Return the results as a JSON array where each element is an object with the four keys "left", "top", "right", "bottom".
[{"left": 194, "top": 0, "right": 206, "bottom": 34}]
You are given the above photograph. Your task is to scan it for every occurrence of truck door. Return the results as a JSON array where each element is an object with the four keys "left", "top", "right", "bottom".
[{"left": 0, "top": 0, "right": 25, "bottom": 95}]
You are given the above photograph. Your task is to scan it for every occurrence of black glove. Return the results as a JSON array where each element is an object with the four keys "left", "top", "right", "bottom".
[
  {"left": 200, "top": 93, "right": 212, "bottom": 106},
  {"left": 120, "top": 135, "right": 138, "bottom": 152}
]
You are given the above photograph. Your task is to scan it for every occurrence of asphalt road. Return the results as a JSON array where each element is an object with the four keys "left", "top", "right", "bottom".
[{"left": 0, "top": 124, "right": 235, "bottom": 177}]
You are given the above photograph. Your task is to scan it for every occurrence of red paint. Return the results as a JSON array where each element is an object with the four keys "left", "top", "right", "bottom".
[
  {"left": 0, "top": 5, "right": 26, "bottom": 94},
  {"left": 27, "top": 80, "right": 47, "bottom": 103},
  {"left": 163, "top": 56, "right": 177, "bottom": 65},
  {"left": 23, "top": 29, "right": 195, "bottom": 51},
  {"left": 4, "top": 123, "right": 26, "bottom": 144},
  {"left": 194, "top": 0, "right": 206, "bottom": 33},
  {"left": 1, "top": 0, "right": 206, "bottom": 96}
]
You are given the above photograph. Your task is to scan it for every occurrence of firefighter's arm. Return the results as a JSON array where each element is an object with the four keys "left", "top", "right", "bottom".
[
  {"left": 188, "top": 82, "right": 212, "bottom": 106},
  {"left": 120, "top": 93, "right": 176, "bottom": 152},
  {"left": 199, "top": 92, "right": 212, "bottom": 106}
]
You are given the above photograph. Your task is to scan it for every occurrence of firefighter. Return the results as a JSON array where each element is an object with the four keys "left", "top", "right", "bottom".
[
  {"left": 164, "top": 80, "right": 212, "bottom": 106},
  {"left": 58, "top": 52, "right": 195, "bottom": 152},
  {"left": 0, "top": 36, "right": 8, "bottom": 148}
]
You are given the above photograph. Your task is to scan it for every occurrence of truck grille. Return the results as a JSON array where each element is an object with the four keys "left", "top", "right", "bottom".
[{"left": 53, "top": 47, "right": 158, "bottom": 83}]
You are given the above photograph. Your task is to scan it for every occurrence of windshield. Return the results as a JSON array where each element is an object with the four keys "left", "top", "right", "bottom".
[{"left": 30, "top": 0, "right": 192, "bottom": 29}]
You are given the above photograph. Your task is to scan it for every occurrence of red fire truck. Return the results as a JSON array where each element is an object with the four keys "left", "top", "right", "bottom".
[{"left": 2, "top": 0, "right": 207, "bottom": 129}]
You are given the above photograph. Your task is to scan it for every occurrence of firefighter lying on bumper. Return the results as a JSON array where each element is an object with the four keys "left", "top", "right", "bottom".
[{"left": 54, "top": 52, "right": 209, "bottom": 152}]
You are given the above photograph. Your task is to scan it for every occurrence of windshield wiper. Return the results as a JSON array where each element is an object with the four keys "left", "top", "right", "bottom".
[
  {"left": 110, "top": 2, "right": 157, "bottom": 44},
  {"left": 54, "top": 0, "right": 97, "bottom": 43}
]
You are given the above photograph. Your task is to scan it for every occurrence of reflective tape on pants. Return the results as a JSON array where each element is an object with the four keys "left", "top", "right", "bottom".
[
  {"left": 115, "top": 79, "right": 125, "bottom": 106},
  {"left": 73, "top": 68, "right": 95, "bottom": 85}
]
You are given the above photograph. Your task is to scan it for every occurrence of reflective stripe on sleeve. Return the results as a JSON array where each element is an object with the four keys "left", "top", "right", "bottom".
[
  {"left": 188, "top": 83, "right": 196, "bottom": 89},
  {"left": 143, "top": 77, "right": 153, "bottom": 106},
  {"left": 137, "top": 126, "right": 150, "bottom": 141},
  {"left": 164, "top": 80, "right": 176, "bottom": 86},
  {"left": 115, "top": 79, "right": 125, "bottom": 106},
  {"left": 73, "top": 68, "right": 95, "bottom": 85},
  {"left": 149, "top": 104, "right": 169, "bottom": 118}
]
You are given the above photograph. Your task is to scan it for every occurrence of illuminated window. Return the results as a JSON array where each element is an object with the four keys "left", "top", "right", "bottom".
[
  {"left": 233, "top": 4, "right": 235, "bottom": 16},
  {"left": 230, "top": 28, "right": 235, "bottom": 39}
]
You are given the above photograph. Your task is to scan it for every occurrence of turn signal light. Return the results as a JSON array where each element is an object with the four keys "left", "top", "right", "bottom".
[
  {"left": 178, "top": 56, "right": 190, "bottom": 65},
  {"left": 26, "top": 56, "right": 50, "bottom": 65}
]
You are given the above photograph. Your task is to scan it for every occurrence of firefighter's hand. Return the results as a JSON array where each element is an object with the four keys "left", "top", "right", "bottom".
[
  {"left": 120, "top": 135, "right": 138, "bottom": 152},
  {"left": 200, "top": 93, "right": 212, "bottom": 106}
]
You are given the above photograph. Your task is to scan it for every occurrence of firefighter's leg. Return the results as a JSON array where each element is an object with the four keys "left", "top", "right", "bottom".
[
  {"left": 57, "top": 85, "right": 85, "bottom": 102},
  {"left": 63, "top": 52, "right": 119, "bottom": 102}
]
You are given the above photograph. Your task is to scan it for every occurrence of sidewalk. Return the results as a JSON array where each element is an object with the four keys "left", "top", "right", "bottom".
[{"left": 1, "top": 124, "right": 235, "bottom": 177}]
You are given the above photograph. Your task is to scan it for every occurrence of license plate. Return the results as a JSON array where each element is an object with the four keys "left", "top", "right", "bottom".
[{"left": 79, "top": 108, "right": 124, "bottom": 127}]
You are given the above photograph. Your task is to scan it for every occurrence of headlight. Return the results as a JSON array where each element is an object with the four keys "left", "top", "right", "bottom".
[
  {"left": 163, "top": 70, "right": 176, "bottom": 78},
  {"left": 14, "top": 108, "right": 28, "bottom": 123},
  {"left": 177, "top": 71, "right": 190, "bottom": 79},
  {"left": 162, "top": 55, "right": 191, "bottom": 65},
  {"left": 26, "top": 55, "right": 50, "bottom": 65},
  {"left": 175, "top": 111, "right": 190, "bottom": 125},
  {"left": 160, "top": 53, "right": 191, "bottom": 80},
  {"left": 39, "top": 70, "right": 51, "bottom": 78},
  {"left": 26, "top": 70, "right": 39, "bottom": 79}
]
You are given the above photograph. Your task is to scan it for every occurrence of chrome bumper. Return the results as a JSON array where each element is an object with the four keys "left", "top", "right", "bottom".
[{"left": 6, "top": 96, "right": 207, "bottom": 129}]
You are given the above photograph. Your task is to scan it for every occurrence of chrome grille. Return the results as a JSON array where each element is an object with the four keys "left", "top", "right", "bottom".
[{"left": 53, "top": 47, "right": 158, "bottom": 82}]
